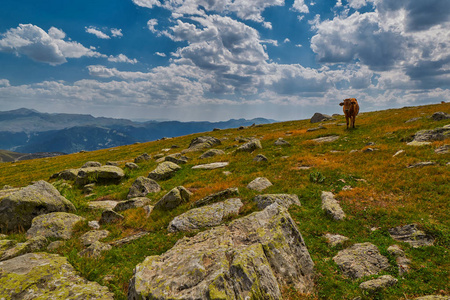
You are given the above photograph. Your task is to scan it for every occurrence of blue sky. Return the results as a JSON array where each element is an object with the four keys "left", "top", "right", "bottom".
[{"left": 0, "top": 0, "right": 449, "bottom": 121}]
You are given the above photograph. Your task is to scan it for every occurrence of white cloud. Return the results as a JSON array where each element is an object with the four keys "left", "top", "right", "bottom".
[
  {"left": 132, "top": 0, "right": 160, "bottom": 9},
  {"left": 348, "top": 0, "right": 369, "bottom": 9},
  {"left": 147, "top": 19, "right": 158, "bottom": 33},
  {"left": 283, "top": 38, "right": 290, "bottom": 43},
  {"left": 0, "top": 79, "right": 10, "bottom": 87},
  {"left": 111, "top": 28, "right": 123, "bottom": 37},
  {"left": 85, "top": 26, "right": 110, "bottom": 39},
  {"left": 155, "top": 52, "right": 166, "bottom": 57},
  {"left": 108, "top": 54, "right": 138, "bottom": 64},
  {"left": 292, "top": 0, "right": 309, "bottom": 13},
  {"left": 48, "top": 27, "right": 66, "bottom": 39},
  {"left": 295, "top": 44, "right": 303, "bottom": 47}
]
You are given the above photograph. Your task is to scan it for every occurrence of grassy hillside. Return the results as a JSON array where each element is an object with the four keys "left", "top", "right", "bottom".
[
  {"left": 0, "top": 103, "right": 449, "bottom": 299},
  {"left": 0, "top": 150, "right": 24, "bottom": 163}
]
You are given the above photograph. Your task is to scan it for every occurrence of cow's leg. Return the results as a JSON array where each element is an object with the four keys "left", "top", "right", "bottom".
[
  {"left": 346, "top": 116, "right": 349, "bottom": 129},
  {"left": 351, "top": 115, "right": 356, "bottom": 128}
]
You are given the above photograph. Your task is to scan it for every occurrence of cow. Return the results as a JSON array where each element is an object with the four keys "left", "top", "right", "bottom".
[{"left": 339, "top": 98, "right": 359, "bottom": 129}]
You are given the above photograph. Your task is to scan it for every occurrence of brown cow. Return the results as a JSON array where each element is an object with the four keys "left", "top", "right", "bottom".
[{"left": 339, "top": 98, "right": 359, "bottom": 129}]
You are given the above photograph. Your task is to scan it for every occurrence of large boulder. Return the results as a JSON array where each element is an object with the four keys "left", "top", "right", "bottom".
[
  {"left": 431, "top": 111, "right": 450, "bottom": 121},
  {"left": 236, "top": 139, "right": 262, "bottom": 153},
  {"left": 26, "top": 212, "right": 85, "bottom": 240},
  {"left": 75, "top": 166, "right": 125, "bottom": 185},
  {"left": 168, "top": 198, "right": 243, "bottom": 232},
  {"left": 310, "top": 112, "right": 332, "bottom": 123},
  {"left": 410, "top": 125, "right": 450, "bottom": 143},
  {"left": 388, "top": 224, "right": 435, "bottom": 248},
  {"left": 127, "top": 176, "right": 161, "bottom": 199},
  {"left": 184, "top": 136, "right": 222, "bottom": 152},
  {"left": 0, "top": 180, "right": 76, "bottom": 232},
  {"left": 128, "top": 203, "right": 315, "bottom": 299},
  {"left": 0, "top": 252, "right": 114, "bottom": 299},
  {"left": 148, "top": 161, "right": 181, "bottom": 181},
  {"left": 253, "top": 194, "right": 301, "bottom": 210},
  {"left": 153, "top": 186, "right": 192, "bottom": 211}
]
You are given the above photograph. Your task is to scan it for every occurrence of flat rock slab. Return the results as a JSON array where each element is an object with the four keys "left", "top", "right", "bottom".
[
  {"left": 168, "top": 198, "right": 243, "bottom": 232},
  {"left": 192, "top": 187, "right": 240, "bottom": 207},
  {"left": 247, "top": 177, "right": 273, "bottom": 192},
  {"left": 359, "top": 275, "right": 398, "bottom": 293},
  {"left": 435, "top": 144, "right": 450, "bottom": 154},
  {"left": 333, "top": 242, "right": 390, "bottom": 279},
  {"left": 0, "top": 252, "right": 113, "bottom": 299},
  {"left": 192, "top": 162, "right": 229, "bottom": 169},
  {"left": 129, "top": 203, "right": 315, "bottom": 299},
  {"left": 26, "top": 212, "right": 85, "bottom": 240},
  {"left": 253, "top": 194, "right": 301, "bottom": 210},
  {"left": 321, "top": 191, "right": 345, "bottom": 221},
  {"left": 312, "top": 135, "right": 339, "bottom": 143},
  {"left": 75, "top": 166, "right": 125, "bottom": 185},
  {"left": 407, "top": 161, "right": 436, "bottom": 168},
  {"left": 88, "top": 200, "right": 120, "bottom": 210},
  {"left": 148, "top": 161, "right": 181, "bottom": 181},
  {"left": 388, "top": 224, "right": 435, "bottom": 247},
  {"left": 80, "top": 230, "right": 110, "bottom": 246}
]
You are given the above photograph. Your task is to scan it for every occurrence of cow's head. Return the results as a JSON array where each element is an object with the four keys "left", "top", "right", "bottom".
[{"left": 339, "top": 98, "right": 357, "bottom": 112}]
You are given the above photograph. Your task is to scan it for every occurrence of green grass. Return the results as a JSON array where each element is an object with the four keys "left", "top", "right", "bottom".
[{"left": 0, "top": 103, "right": 449, "bottom": 299}]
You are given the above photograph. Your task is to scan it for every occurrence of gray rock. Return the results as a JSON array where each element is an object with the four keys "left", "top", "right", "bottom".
[
  {"left": 114, "top": 197, "right": 152, "bottom": 212},
  {"left": 253, "top": 194, "right": 301, "bottom": 210},
  {"left": 148, "top": 161, "right": 181, "bottom": 181},
  {"left": 128, "top": 203, "right": 315, "bottom": 299},
  {"left": 80, "top": 230, "right": 110, "bottom": 246},
  {"left": 0, "top": 252, "right": 114, "bottom": 299},
  {"left": 78, "top": 241, "right": 112, "bottom": 258},
  {"left": 109, "top": 231, "right": 149, "bottom": 247},
  {"left": 405, "top": 117, "right": 421, "bottom": 123},
  {"left": 1, "top": 236, "right": 47, "bottom": 261},
  {"left": 134, "top": 153, "right": 151, "bottom": 163},
  {"left": 411, "top": 126, "right": 450, "bottom": 142},
  {"left": 0, "top": 234, "right": 7, "bottom": 240},
  {"left": 81, "top": 161, "right": 101, "bottom": 168},
  {"left": 307, "top": 126, "right": 326, "bottom": 132},
  {"left": 435, "top": 144, "right": 450, "bottom": 154},
  {"left": 321, "top": 191, "right": 346, "bottom": 221},
  {"left": 192, "top": 187, "right": 240, "bottom": 207},
  {"left": 26, "top": 212, "right": 85, "bottom": 240},
  {"left": 431, "top": 111, "right": 450, "bottom": 121},
  {"left": 165, "top": 153, "right": 189, "bottom": 164},
  {"left": 247, "top": 177, "right": 273, "bottom": 192},
  {"left": 312, "top": 135, "right": 340, "bottom": 143},
  {"left": 51, "top": 168, "right": 80, "bottom": 180},
  {"left": 274, "top": 138, "right": 291, "bottom": 146},
  {"left": 359, "top": 275, "right": 398, "bottom": 293},
  {"left": 333, "top": 242, "right": 390, "bottom": 279},
  {"left": 106, "top": 161, "right": 119, "bottom": 166},
  {"left": 88, "top": 200, "right": 120, "bottom": 210},
  {"left": 324, "top": 233, "right": 349, "bottom": 247},
  {"left": 235, "top": 136, "right": 253, "bottom": 143},
  {"left": 75, "top": 166, "right": 125, "bottom": 185},
  {"left": 199, "top": 149, "right": 225, "bottom": 159},
  {"left": 143, "top": 205, "right": 154, "bottom": 218},
  {"left": 99, "top": 209, "right": 124, "bottom": 224},
  {"left": 236, "top": 139, "right": 262, "bottom": 153},
  {"left": 47, "top": 240, "right": 65, "bottom": 251},
  {"left": 154, "top": 186, "right": 192, "bottom": 211},
  {"left": 388, "top": 224, "right": 435, "bottom": 247},
  {"left": 83, "top": 183, "right": 95, "bottom": 194},
  {"left": 88, "top": 220, "right": 100, "bottom": 230},
  {"left": 0, "top": 180, "right": 76, "bottom": 232},
  {"left": 184, "top": 136, "right": 222, "bottom": 152},
  {"left": 125, "top": 162, "right": 140, "bottom": 170},
  {"left": 192, "top": 162, "right": 229, "bottom": 169},
  {"left": 168, "top": 198, "right": 243, "bottom": 232},
  {"left": 127, "top": 176, "right": 161, "bottom": 199},
  {"left": 407, "top": 161, "right": 436, "bottom": 168},
  {"left": 310, "top": 112, "right": 333, "bottom": 123},
  {"left": 254, "top": 154, "right": 268, "bottom": 162}
]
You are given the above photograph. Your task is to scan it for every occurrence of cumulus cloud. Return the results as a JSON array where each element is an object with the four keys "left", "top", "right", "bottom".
[
  {"left": 292, "top": 0, "right": 309, "bottom": 13},
  {"left": 0, "top": 79, "right": 10, "bottom": 87},
  {"left": 147, "top": 19, "right": 159, "bottom": 33},
  {"left": 108, "top": 54, "right": 138, "bottom": 64},
  {"left": 85, "top": 26, "right": 110, "bottom": 39},
  {"left": 111, "top": 28, "right": 123, "bottom": 37},
  {"left": 155, "top": 52, "right": 166, "bottom": 57}
]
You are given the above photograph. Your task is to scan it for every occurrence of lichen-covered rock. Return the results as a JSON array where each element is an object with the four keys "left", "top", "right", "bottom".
[
  {"left": 148, "top": 161, "right": 181, "bottom": 181},
  {"left": 153, "top": 186, "right": 192, "bottom": 211},
  {"left": 184, "top": 136, "right": 222, "bottom": 152},
  {"left": 388, "top": 224, "right": 435, "bottom": 247},
  {"left": 0, "top": 252, "right": 114, "bottom": 299},
  {"left": 114, "top": 197, "right": 152, "bottom": 212},
  {"left": 26, "top": 212, "right": 85, "bottom": 240},
  {"left": 321, "top": 191, "right": 346, "bottom": 221},
  {"left": 88, "top": 200, "right": 120, "bottom": 210},
  {"left": 359, "top": 275, "right": 398, "bottom": 293},
  {"left": 99, "top": 209, "right": 124, "bottom": 224},
  {"left": 78, "top": 241, "right": 112, "bottom": 258},
  {"left": 75, "top": 166, "right": 125, "bottom": 185},
  {"left": 128, "top": 203, "right": 315, "bottom": 299},
  {"left": 324, "top": 233, "right": 349, "bottom": 247},
  {"left": 168, "top": 198, "right": 243, "bottom": 232},
  {"left": 81, "top": 161, "right": 102, "bottom": 168},
  {"left": 199, "top": 149, "right": 225, "bottom": 159},
  {"left": 192, "top": 162, "right": 229, "bottom": 169},
  {"left": 51, "top": 168, "right": 79, "bottom": 180},
  {"left": 47, "top": 240, "right": 65, "bottom": 251},
  {"left": 0, "top": 180, "right": 76, "bottom": 232},
  {"left": 247, "top": 177, "right": 273, "bottom": 192},
  {"left": 274, "top": 138, "right": 291, "bottom": 146},
  {"left": 236, "top": 139, "right": 262, "bottom": 153},
  {"left": 192, "top": 187, "right": 240, "bottom": 207},
  {"left": 80, "top": 230, "right": 110, "bottom": 246},
  {"left": 411, "top": 125, "right": 450, "bottom": 143},
  {"left": 165, "top": 153, "right": 189, "bottom": 164},
  {"left": 253, "top": 194, "right": 301, "bottom": 210},
  {"left": 312, "top": 135, "right": 340, "bottom": 143},
  {"left": 1, "top": 236, "right": 47, "bottom": 261},
  {"left": 134, "top": 153, "right": 151, "bottom": 163},
  {"left": 127, "top": 176, "right": 161, "bottom": 199},
  {"left": 333, "top": 242, "right": 390, "bottom": 279},
  {"left": 125, "top": 162, "right": 140, "bottom": 170}
]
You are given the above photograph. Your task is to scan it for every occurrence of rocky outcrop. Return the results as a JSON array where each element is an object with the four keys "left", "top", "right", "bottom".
[
  {"left": 153, "top": 186, "right": 192, "bottom": 211},
  {"left": 1, "top": 236, "right": 47, "bottom": 261},
  {"left": 435, "top": 144, "right": 450, "bottom": 154},
  {"left": 128, "top": 203, "right": 315, "bottom": 299},
  {"left": 184, "top": 136, "right": 222, "bottom": 152},
  {"left": 168, "top": 198, "right": 243, "bottom": 232},
  {"left": 0, "top": 180, "right": 76, "bottom": 232},
  {"left": 26, "top": 212, "right": 85, "bottom": 240},
  {"left": 236, "top": 139, "right": 262, "bottom": 153},
  {"left": 192, "top": 187, "right": 240, "bottom": 207},
  {"left": 75, "top": 166, "right": 125, "bottom": 185},
  {"left": 148, "top": 161, "right": 181, "bottom": 181},
  {"left": 80, "top": 230, "right": 110, "bottom": 246},
  {"left": 388, "top": 224, "right": 435, "bottom": 247},
  {"left": 0, "top": 252, "right": 114, "bottom": 299},
  {"left": 359, "top": 275, "right": 398, "bottom": 293},
  {"left": 321, "top": 191, "right": 346, "bottom": 221},
  {"left": 253, "top": 194, "right": 301, "bottom": 210},
  {"left": 333, "top": 242, "right": 390, "bottom": 279},
  {"left": 127, "top": 176, "right": 161, "bottom": 199},
  {"left": 114, "top": 197, "right": 152, "bottom": 212},
  {"left": 247, "top": 177, "right": 273, "bottom": 192},
  {"left": 310, "top": 113, "right": 332, "bottom": 123},
  {"left": 431, "top": 111, "right": 450, "bottom": 121},
  {"left": 199, "top": 149, "right": 225, "bottom": 159},
  {"left": 409, "top": 125, "right": 450, "bottom": 144}
]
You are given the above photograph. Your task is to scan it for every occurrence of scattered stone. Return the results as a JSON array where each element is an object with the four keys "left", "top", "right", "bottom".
[
  {"left": 127, "top": 176, "right": 161, "bottom": 199},
  {"left": 47, "top": 240, "right": 65, "bottom": 251},
  {"left": 274, "top": 138, "right": 291, "bottom": 146},
  {"left": 184, "top": 136, "right": 221, "bottom": 152},
  {"left": 1, "top": 236, "right": 48, "bottom": 261},
  {"left": 405, "top": 117, "right": 421, "bottom": 123},
  {"left": 363, "top": 147, "right": 378, "bottom": 153},
  {"left": 253, "top": 194, "right": 301, "bottom": 210},
  {"left": 311, "top": 112, "right": 333, "bottom": 123},
  {"left": 125, "top": 162, "right": 139, "bottom": 170},
  {"left": 165, "top": 153, "right": 189, "bottom": 164},
  {"left": 75, "top": 166, "right": 125, "bottom": 185},
  {"left": 83, "top": 183, "right": 95, "bottom": 194},
  {"left": 88, "top": 200, "right": 120, "bottom": 210},
  {"left": 128, "top": 203, "right": 315, "bottom": 299},
  {"left": 253, "top": 154, "right": 268, "bottom": 162},
  {"left": 26, "top": 212, "right": 85, "bottom": 240},
  {"left": 114, "top": 197, "right": 152, "bottom": 212},
  {"left": 81, "top": 161, "right": 101, "bottom": 168},
  {"left": 435, "top": 144, "right": 450, "bottom": 154},
  {"left": 0, "top": 180, "right": 76, "bottom": 232},
  {"left": 407, "top": 141, "right": 431, "bottom": 146},
  {"left": 106, "top": 161, "right": 119, "bottom": 166},
  {"left": 192, "top": 162, "right": 229, "bottom": 169},
  {"left": 359, "top": 275, "right": 398, "bottom": 293},
  {"left": 324, "top": 233, "right": 349, "bottom": 247},
  {"left": 410, "top": 125, "right": 450, "bottom": 143},
  {"left": 393, "top": 150, "right": 405, "bottom": 157},
  {"left": 431, "top": 111, "right": 450, "bottom": 121},
  {"left": 168, "top": 198, "right": 243, "bottom": 232},
  {"left": 109, "top": 231, "right": 149, "bottom": 247},
  {"left": 223, "top": 171, "right": 232, "bottom": 176},
  {"left": 333, "top": 242, "right": 390, "bottom": 279},
  {"left": 199, "top": 149, "right": 225, "bottom": 159},
  {"left": 235, "top": 136, "right": 252, "bottom": 143},
  {"left": 143, "top": 205, "right": 154, "bottom": 218},
  {"left": 312, "top": 135, "right": 340, "bottom": 143},
  {"left": 88, "top": 220, "right": 100, "bottom": 230},
  {"left": 192, "top": 187, "right": 240, "bottom": 207},
  {"left": 78, "top": 241, "right": 112, "bottom": 258},
  {"left": 134, "top": 153, "right": 151, "bottom": 163},
  {"left": 388, "top": 224, "right": 435, "bottom": 247},
  {"left": 0, "top": 253, "right": 114, "bottom": 299},
  {"left": 154, "top": 186, "right": 192, "bottom": 211},
  {"left": 148, "top": 161, "right": 181, "bottom": 181},
  {"left": 236, "top": 139, "right": 262, "bottom": 152},
  {"left": 387, "top": 245, "right": 411, "bottom": 275},
  {"left": 407, "top": 161, "right": 436, "bottom": 168},
  {"left": 99, "top": 209, "right": 124, "bottom": 225},
  {"left": 247, "top": 177, "right": 273, "bottom": 192},
  {"left": 80, "top": 230, "right": 110, "bottom": 246},
  {"left": 307, "top": 126, "right": 326, "bottom": 132},
  {"left": 321, "top": 191, "right": 346, "bottom": 221}
]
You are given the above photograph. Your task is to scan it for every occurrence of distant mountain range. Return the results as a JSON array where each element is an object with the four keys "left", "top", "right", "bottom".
[{"left": 0, "top": 108, "right": 275, "bottom": 156}]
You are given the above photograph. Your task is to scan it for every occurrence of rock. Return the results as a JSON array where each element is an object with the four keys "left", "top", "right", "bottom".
[
  {"left": 1, "top": 236, "right": 47, "bottom": 261},
  {"left": 199, "top": 149, "right": 225, "bottom": 159},
  {"left": 168, "top": 198, "right": 243, "bottom": 232},
  {"left": 165, "top": 153, "right": 189, "bottom": 164},
  {"left": 88, "top": 200, "right": 120, "bottom": 210},
  {"left": 307, "top": 126, "right": 326, "bottom": 132},
  {"left": 312, "top": 135, "right": 340, "bottom": 143},
  {"left": 99, "top": 209, "right": 124, "bottom": 224},
  {"left": 431, "top": 111, "right": 450, "bottom": 121},
  {"left": 415, "top": 296, "right": 450, "bottom": 300},
  {"left": 393, "top": 150, "right": 405, "bottom": 157},
  {"left": 78, "top": 241, "right": 112, "bottom": 258},
  {"left": 88, "top": 220, "right": 100, "bottom": 230},
  {"left": 148, "top": 161, "right": 181, "bottom": 181},
  {"left": 435, "top": 144, "right": 450, "bottom": 154},
  {"left": 321, "top": 191, "right": 346, "bottom": 221},
  {"left": 235, "top": 136, "right": 252, "bottom": 143},
  {"left": 143, "top": 205, "right": 154, "bottom": 217},
  {"left": 236, "top": 139, "right": 262, "bottom": 153},
  {"left": 247, "top": 177, "right": 273, "bottom": 192},
  {"left": 310, "top": 112, "right": 333, "bottom": 123},
  {"left": 387, "top": 245, "right": 411, "bottom": 275},
  {"left": 407, "top": 141, "right": 432, "bottom": 146},
  {"left": 0, "top": 252, "right": 114, "bottom": 299},
  {"left": 192, "top": 162, "right": 229, "bottom": 169},
  {"left": 192, "top": 187, "right": 240, "bottom": 207},
  {"left": 125, "top": 162, "right": 140, "bottom": 170},
  {"left": 333, "top": 242, "right": 390, "bottom": 279},
  {"left": 80, "top": 230, "right": 110, "bottom": 246},
  {"left": 411, "top": 126, "right": 450, "bottom": 143},
  {"left": 0, "top": 234, "right": 7, "bottom": 239},
  {"left": 127, "top": 176, "right": 161, "bottom": 199},
  {"left": 134, "top": 153, "right": 151, "bottom": 163},
  {"left": 114, "top": 197, "right": 152, "bottom": 212},
  {"left": 47, "top": 240, "right": 65, "bottom": 251},
  {"left": 388, "top": 224, "right": 435, "bottom": 247},
  {"left": 253, "top": 154, "right": 268, "bottom": 162},
  {"left": 109, "top": 231, "right": 149, "bottom": 247},
  {"left": 83, "top": 183, "right": 95, "bottom": 194},
  {"left": 51, "top": 168, "right": 80, "bottom": 180},
  {"left": 26, "top": 212, "right": 85, "bottom": 240},
  {"left": 274, "top": 138, "right": 291, "bottom": 146},
  {"left": 75, "top": 166, "right": 125, "bottom": 185},
  {"left": 0, "top": 180, "right": 76, "bottom": 232},
  {"left": 253, "top": 194, "right": 301, "bottom": 210},
  {"left": 154, "top": 186, "right": 192, "bottom": 211},
  {"left": 106, "top": 161, "right": 119, "bottom": 166},
  {"left": 128, "top": 203, "right": 315, "bottom": 299},
  {"left": 407, "top": 161, "right": 436, "bottom": 168},
  {"left": 81, "top": 161, "right": 101, "bottom": 168},
  {"left": 0, "top": 240, "right": 17, "bottom": 259},
  {"left": 359, "top": 275, "right": 398, "bottom": 293},
  {"left": 405, "top": 117, "right": 421, "bottom": 123},
  {"left": 184, "top": 136, "right": 222, "bottom": 152},
  {"left": 324, "top": 233, "right": 349, "bottom": 247}
]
